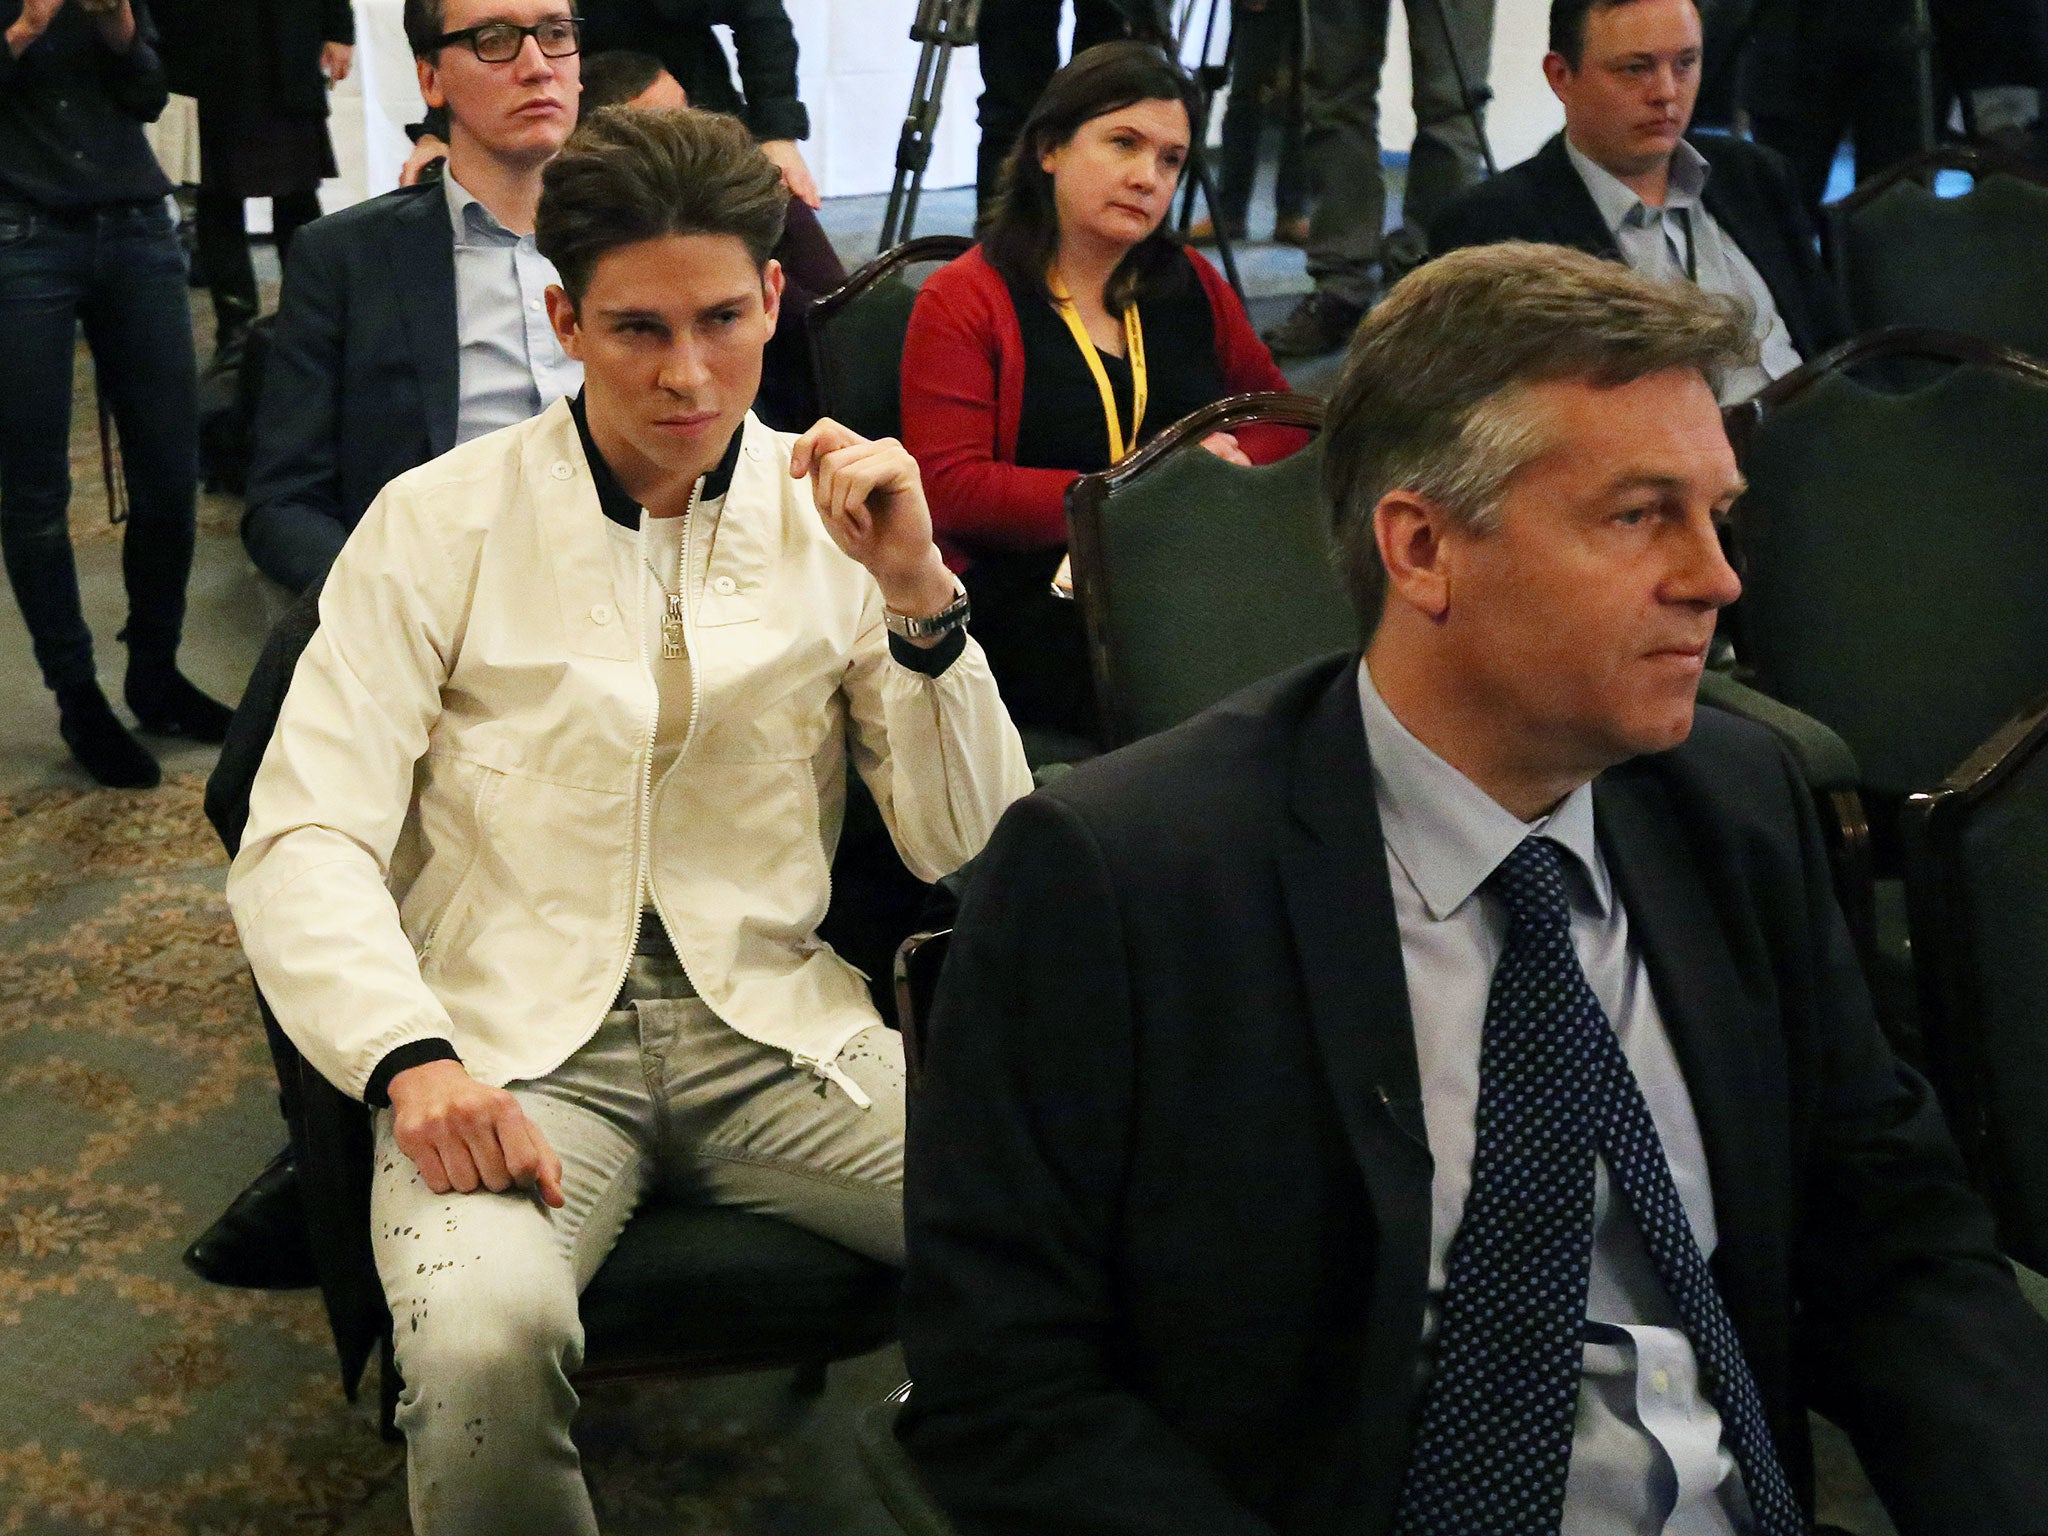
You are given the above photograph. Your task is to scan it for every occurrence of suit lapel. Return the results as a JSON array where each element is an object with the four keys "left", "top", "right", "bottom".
[
  {"left": 387, "top": 188, "right": 460, "bottom": 459},
  {"left": 1276, "top": 664, "right": 1434, "bottom": 1533},
  {"left": 1595, "top": 764, "right": 1791, "bottom": 1343},
  {"left": 1532, "top": 133, "right": 1625, "bottom": 260}
]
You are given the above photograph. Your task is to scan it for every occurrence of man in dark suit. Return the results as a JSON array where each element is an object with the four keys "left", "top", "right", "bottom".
[
  {"left": 1430, "top": 0, "right": 1846, "bottom": 401},
  {"left": 898, "top": 243, "right": 2048, "bottom": 1535},
  {"left": 238, "top": 0, "right": 582, "bottom": 594}
]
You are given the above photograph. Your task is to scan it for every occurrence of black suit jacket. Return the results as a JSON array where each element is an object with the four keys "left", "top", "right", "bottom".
[
  {"left": 1429, "top": 131, "right": 1849, "bottom": 362},
  {"left": 899, "top": 655, "right": 2048, "bottom": 1536},
  {"left": 243, "top": 182, "right": 458, "bottom": 554}
]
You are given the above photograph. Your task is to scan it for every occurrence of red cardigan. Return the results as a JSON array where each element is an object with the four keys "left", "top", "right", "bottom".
[{"left": 901, "top": 244, "right": 1300, "bottom": 564}]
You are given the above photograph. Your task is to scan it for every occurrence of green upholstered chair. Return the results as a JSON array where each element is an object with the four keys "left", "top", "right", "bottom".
[
  {"left": 807, "top": 235, "right": 972, "bottom": 443},
  {"left": 1904, "top": 692, "right": 2048, "bottom": 1277},
  {"left": 1064, "top": 392, "right": 1344, "bottom": 749},
  {"left": 217, "top": 602, "right": 899, "bottom": 1443},
  {"left": 1824, "top": 147, "right": 2048, "bottom": 361},
  {"left": 1726, "top": 330, "right": 2048, "bottom": 808},
  {"left": 1720, "top": 330, "right": 2048, "bottom": 1053}
]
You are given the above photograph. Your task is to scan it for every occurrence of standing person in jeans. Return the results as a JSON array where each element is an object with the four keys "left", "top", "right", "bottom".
[
  {"left": 0, "top": 0, "right": 231, "bottom": 788},
  {"left": 1263, "top": 0, "right": 1497, "bottom": 358},
  {"left": 156, "top": 0, "right": 355, "bottom": 366}
]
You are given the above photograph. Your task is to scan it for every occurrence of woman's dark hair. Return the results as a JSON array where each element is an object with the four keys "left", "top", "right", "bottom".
[{"left": 979, "top": 40, "right": 1199, "bottom": 311}]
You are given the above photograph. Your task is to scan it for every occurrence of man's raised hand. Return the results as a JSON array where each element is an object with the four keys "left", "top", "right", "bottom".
[{"left": 790, "top": 419, "right": 957, "bottom": 624}]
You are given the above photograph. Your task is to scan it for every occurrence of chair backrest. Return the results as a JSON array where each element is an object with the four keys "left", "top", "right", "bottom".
[
  {"left": 1065, "top": 393, "right": 1350, "bottom": 748},
  {"left": 1726, "top": 329, "right": 2048, "bottom": 802},
  {"left": 807, "top": 236, "right": 973, "bottom": 442},
  {"left": 1904, "top": 692, "right": 2048, "bottom": 1274},
  {"left": 1824, "top": 147, "right": 2048, "bottom": 360}
]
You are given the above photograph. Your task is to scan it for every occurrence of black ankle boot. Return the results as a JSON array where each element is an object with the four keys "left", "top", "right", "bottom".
[
  {"left": 125, "top": 662, "right": 234, "bottom": 744},
  {"left": 56, "top": 682, "right": 161, "bottom": 788},
  {"left": 184, "top": 1147, "right": 317, "bottom": 1289}
]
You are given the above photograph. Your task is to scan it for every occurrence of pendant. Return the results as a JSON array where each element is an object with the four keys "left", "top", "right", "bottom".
[{"left": 661, "top": 593, "right": 685, "bottom": 660}]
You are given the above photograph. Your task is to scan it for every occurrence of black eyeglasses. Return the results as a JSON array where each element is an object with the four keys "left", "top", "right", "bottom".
[{"left": 431, "top": 15, "right": 582, "bottom": 62}]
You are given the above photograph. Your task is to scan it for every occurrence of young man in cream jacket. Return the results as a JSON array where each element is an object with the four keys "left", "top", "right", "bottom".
[{"left": 225, "top": 106, "right": 1032, "bottom": 1535}]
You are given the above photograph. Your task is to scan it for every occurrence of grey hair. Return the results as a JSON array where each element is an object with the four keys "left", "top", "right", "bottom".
[{"left": 1323, "top": 241, "right": 1758, "bottom": 634}]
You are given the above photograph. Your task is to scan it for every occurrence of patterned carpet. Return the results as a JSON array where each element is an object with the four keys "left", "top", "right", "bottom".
[{"left": 0, "top": 776, "right": 882, "bottom": 1536}]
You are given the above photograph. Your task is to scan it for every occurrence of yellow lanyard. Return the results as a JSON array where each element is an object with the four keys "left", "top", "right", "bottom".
[{"left": 1048, "top": 271, "right": 1147, "bottom": 464}]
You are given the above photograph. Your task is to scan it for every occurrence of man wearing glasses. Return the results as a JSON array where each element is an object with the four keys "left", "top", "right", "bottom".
[
  {"left": 234, "top": 0, "right": 583, "bottom": 599},
  {"left": 184, "top": 0, "right": 586, "bottom": 1288}
]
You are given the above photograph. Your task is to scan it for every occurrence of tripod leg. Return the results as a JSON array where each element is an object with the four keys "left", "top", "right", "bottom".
[{"left": 1189, "top": 154, "right": 1245, "bottom": 301}]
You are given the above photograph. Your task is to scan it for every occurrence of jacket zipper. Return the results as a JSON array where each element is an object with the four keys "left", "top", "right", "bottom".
[{"left": 636, "top": 476, "right": 707, "bottom": 1005}]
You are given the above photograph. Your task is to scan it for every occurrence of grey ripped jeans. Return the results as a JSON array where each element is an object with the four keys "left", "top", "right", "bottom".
[{"left": 370, "top": 953, "right": 905, "bottom": 1535}]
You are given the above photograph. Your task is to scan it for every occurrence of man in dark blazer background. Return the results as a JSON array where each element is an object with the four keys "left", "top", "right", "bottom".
[
  {"left": 898, "top": 244, "right": 2048, "bottom": 1535},
  {"left": 238, "top": 0, "right": 583, "bottom": 595},
  {"left": 1430, "top": 0, "right": 1846, "bottom": 400}
]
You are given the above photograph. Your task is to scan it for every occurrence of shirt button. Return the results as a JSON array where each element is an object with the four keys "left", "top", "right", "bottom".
[
  {"left": 1650, "top": 1368, "right": 1671, "bottom": 1394},
  {"left": 745, "top": 443, "right": 763, "bottom": 460},
  {"left": 529, "top": 298, "right": 542, "bottom": 311},
  {"left": 550, "top": 460, "right": 573, "bottom": 480},
  {"left": 590, "top": 604, "right": 612, "bottom": 625},
  {"left": 712, "top": 575, "right": 737, "bottom": 596}
]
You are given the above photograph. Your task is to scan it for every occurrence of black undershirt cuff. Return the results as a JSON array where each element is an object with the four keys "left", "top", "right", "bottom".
[
  {"left": 365, "top": 1038, "right": 462, "bottom": 1107},
  {"left": 890, "top": 627, "right": 967, "bottom": 676}
]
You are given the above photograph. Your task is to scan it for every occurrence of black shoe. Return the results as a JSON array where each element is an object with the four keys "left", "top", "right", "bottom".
[
  {"left": 126, "top": 663, "right": 234, "bottom": 744},
  {"left": 56, "top": 682, "right": 161, "bottom": 789},
  {"left": 1261, "top": 289, "right": 1369, "bottom": 358},
  {"left": 184, "top": 1148, "right": 318, "bottom": 1289}
]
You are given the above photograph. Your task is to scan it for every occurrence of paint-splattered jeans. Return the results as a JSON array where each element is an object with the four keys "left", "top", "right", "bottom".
[{"left": 369, "top": 956, "right": 905, "bottom": 1536}]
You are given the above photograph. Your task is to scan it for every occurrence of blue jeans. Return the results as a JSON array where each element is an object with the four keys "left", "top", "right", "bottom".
[{"left": 0, "top": 192, "right": 199, "bottom": 692}]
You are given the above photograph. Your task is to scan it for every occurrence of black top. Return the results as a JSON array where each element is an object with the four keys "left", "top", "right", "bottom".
[
  {"left": 0, "top": 0, "right": 172, "bottom": 210},
  {"left": 1008, "top": 258, "right": 1225, "bottom": 476},
  {"left": 976, "top": 259, "right": 1226, "bottom": 741},
  {"left": 153, "top": 0, "right": 354, "bottom": 121}
]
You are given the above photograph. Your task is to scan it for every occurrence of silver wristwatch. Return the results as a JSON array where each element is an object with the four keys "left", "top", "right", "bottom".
[{"left": 884, "top": 581, "right": 971, "bottom": 642}]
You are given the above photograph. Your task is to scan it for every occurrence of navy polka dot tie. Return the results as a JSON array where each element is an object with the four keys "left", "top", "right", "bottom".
[{"left": 1393, "top": 836, "right": 1805, "bottom": 1536}]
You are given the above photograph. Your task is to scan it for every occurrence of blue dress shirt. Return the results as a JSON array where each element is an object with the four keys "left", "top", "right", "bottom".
[
  {"left": 1358, "top": 661, "right": 1754, "bottom": 1535},
  {"left": 1563, "top": 135, "right": 1803, "bottom": 406},
  {"left": 445, "top": 170, "right": 583, "bottom": 444}
]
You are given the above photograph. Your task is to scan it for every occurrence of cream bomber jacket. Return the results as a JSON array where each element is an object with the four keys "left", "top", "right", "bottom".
[{"left": 226, "top": 401, "right": 1034, "bottom": 1102}]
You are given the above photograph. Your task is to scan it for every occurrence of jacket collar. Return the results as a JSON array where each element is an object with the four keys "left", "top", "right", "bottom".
[
  {"left": 1274, "top": 659, "right": 1434, "bottom": 1534},
  {"left": 568, "top": 392, "right": 744, "bottom": 530},
  {"left": 385, "top": 185, "right": 461, "bottom": 459}
]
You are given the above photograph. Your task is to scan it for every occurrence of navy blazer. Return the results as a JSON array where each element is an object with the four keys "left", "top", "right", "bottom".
[
  {"left": 900, "top": 655, "right": 2048, "bottom": 1536},
  {"left": 244, "top": 182, "right": 458, "bottom": 555},
  {"left": 1429, "top": 131, "right": 1850, "bottom": 363}
]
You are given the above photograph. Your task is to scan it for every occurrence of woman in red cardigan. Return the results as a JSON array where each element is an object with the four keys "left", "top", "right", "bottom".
[{"left": 901, "top": 41, "right": 1300, "bottom": 745}]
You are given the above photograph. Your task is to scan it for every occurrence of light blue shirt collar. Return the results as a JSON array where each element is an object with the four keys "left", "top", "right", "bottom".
[
  {"left": 444, "top": 167, "right": 520, "bottom": 245},
  {"left": 1564, "top": 133, "right": 1710, "bottom": 235},
  {"left": 1357, "top": 658, "right": 1609, "bottom": 923}
]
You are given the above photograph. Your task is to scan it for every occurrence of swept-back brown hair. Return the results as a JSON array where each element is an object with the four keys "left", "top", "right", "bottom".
[
  {"left": 535, "top": 106, "right": 788, "bottom": 304},
  {"left": 1323, "top": 242, "right": 1758, "bottom": 634}
]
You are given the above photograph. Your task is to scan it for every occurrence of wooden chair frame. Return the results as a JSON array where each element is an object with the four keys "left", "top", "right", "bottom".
[
  {"left": 805, "top": 234, "right": 973, "bottom": 435},
  {"left": 1064, "top": 391, "right": 1328, "bottom": 750},
  {"left": 1903, "top": 691, "right": 2048, "bottom": 1271}
]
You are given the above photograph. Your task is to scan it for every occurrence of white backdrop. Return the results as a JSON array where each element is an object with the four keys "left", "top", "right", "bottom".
[{"left": 309, "top": 0, "right": 1563, "bottom": 212}]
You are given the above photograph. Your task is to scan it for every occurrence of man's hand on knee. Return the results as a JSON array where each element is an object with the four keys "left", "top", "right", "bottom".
[{"left": 388, "top": 1060, "right": 566, "bottom": 1208}]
